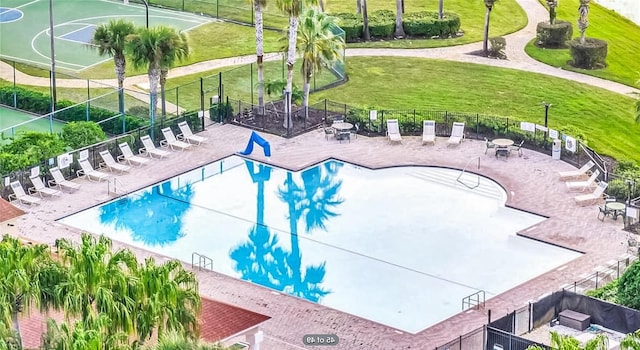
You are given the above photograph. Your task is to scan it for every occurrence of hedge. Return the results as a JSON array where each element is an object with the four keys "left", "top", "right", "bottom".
[
  {"left": 403, "top": 12, "right": 461, "bottom": 38},
  {"left": 536, "top": 20, "right": 573, "bottom": 48},
  {"left": 568, "top": 38, "right": 608, "bottom": 69},
  {"left": 0, "top": 86, "right": 147, "bottom": 134},
  {"left": 368, "top": 10, "right": 395, "bottom": 38},
  {"left": 334, "top": 13, "right": 362, "bottom": 42}
]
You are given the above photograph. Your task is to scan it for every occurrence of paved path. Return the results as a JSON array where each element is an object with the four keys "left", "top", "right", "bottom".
[{"left": 0, "top": 0, "right": 637, "bottom": 107}]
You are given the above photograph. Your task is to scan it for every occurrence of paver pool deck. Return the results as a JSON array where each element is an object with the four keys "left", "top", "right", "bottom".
[{"left": 14, "top": 123, "right": 631, "bottom": 349}]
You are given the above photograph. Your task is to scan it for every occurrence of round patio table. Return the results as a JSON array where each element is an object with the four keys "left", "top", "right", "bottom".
[
  {"left": 333, "top": 122, "right": 353, "bottom": 131},
  {"left": 492, "top": 138, "right": 514, "bottom": 147},
  {"left": 605, "top": 202, "right": 626, "bottom": 220}
]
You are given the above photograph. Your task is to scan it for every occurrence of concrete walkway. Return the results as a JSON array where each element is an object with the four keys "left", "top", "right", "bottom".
[{"left": 0, "top": 0, "right": 638, "bottom": 104}]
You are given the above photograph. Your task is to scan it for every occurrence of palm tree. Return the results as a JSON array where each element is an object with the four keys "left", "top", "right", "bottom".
[
  {"left": 158, "top": 28, "right": 190, "bottom": 117},
  {"left": 394, "top": 0, "right": 405, "bottom": 38},
  {"left": 253, "top": 0, "right": 268, "bottom": 115},
  {"left": 54, "top": 234, "right": 139, "bottom": 336},
  {"left": 41, "top": 315, "right": 130, "bottom": 350},
  {"left": 482, "top": 0, "right": 498, "bottom": 56},
  {"left": 546, "top": 331, "right": 608, "bottom": 349},
  {"left": 127, "top": 26, "right": 190, "bottom": 124},
  {"left": 621, "top": 329, "right": 640, "bottom": 349},
  {"left": 296, "top": 8, "right": 345, "bottom": 118},
  {"left": 546, "top": 0, "right": 558, "bottom": 24},
  {"left": 362, "top": 0, "right": 370, "bottom": 41},
  {"left": 439, "top": 0, "right": 445, "bottom": 19},
  {"left": 578, "top": 0, "right": 590, "bottom": 44},
  {"left": 0, "top": 235, "right": 53, "bottom": 348},
  {"left": 276, "top": 0, "right": 317, "bottom": 130},
  {"left": 147, "top": 330, "right": 230, "bottom": 350},
  {"left": 91, "top": 19, "right": 137, "bottom": 115}
]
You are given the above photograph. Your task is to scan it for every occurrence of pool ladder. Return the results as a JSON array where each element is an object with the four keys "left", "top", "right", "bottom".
[
  {"left": 456, "top": 156, "right": 481, "bottom": 189},
  {"left": 191, "top": 252, "right": 213, "bottom": 271},
  {"left": 107, "top": 178, "right": 128, "bottom": 196},
  {"left": 462, "top": 290, "right": 486, "bottom": 311}
]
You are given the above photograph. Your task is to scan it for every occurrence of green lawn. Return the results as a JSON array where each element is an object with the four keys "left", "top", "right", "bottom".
[
  {"left": 525, "top": 0, "right": 640, "bottom": 87},
  {"left": 309, "top": 57, "right": 640, "bottom": 161}
]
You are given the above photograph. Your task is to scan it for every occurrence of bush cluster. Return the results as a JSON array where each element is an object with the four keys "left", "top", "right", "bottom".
[
  {"left": 334, "top": 10, "right": 460, "bottom": 42},
  {"left": 209, "top": 102, "right": 234, "bottom": 122},
  {"left": 0, "top": 86, "right": 147, "bottom": 135},
  {"left": 488, "top": 37, "right": 507, "bottom": 59},
  {"left": 536, "top": 20, "right": 573, "bottom": 48},
  {"left": 568, "top": 38, "right": 608, "bottom": 69}
]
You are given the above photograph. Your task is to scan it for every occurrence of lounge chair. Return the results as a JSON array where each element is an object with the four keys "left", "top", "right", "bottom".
[
  {"left": 566, "top": 169, "right": 600, "bottom": 192},
  {"left": 48, "top": 167, "right": 81, "bottom": 191},
  {"left": 177, "top": 121, "right": 207, "bottom": 145},
  {"left": 29, "top": 175, "right": 61, "bottom": 197},
  {"left": 447, "top": 122, "right": 465, "bottom": 145},
  {"left": 386, "top": 119, "right": 402, "bottom": 144},
  {"left": 118, "top": 143, "right": 150, "bottom": 166},
  {"left": 161, "top": 127, "right": 192, "bottom": 151},
  {"left": 8, "top": 181, "right": 41, "bottom": 206},
  {"left": 559, "top": 160, "right": 595, "bottom": 181},
  {"left": 484, "top": 137, "right": 496, "bottom": 154},
  {"left": 140, "top": 135, "right": 171, "bottom": 159},
  {"left": 422, "top": 120, "right": 436, "bottom": 145},
  {"left": 574, "top": 181, "right": 608, "bottom": 205},
  {"left": 99, "top": 150, "right": 131, "bottom": 173},
  {"left": 77, "top": 158, "right": 110, "bottom": 182}
]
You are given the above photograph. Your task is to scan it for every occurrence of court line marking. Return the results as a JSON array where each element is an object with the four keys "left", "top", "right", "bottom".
[
  {"left": 15, "top": 0, "right": 41, "bottom": 10},
  {"left": 57, "top": 24, "right": 98, "bottom": 46},
  {"left": 0, "top": 8, "right": 24, "bottom": 23},
  {"left": 99, "top": 0, "right": 213, "bottom": 23}
]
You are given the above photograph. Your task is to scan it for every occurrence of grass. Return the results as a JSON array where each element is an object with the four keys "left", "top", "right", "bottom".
[
  {"left": 309, "top": 57, "right": 640, "bottom": 162},
  {"left": 525, "top": 0, "right": 640, "bottom": 87}
]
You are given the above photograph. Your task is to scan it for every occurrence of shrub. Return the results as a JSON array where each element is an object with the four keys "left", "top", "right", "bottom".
[
  {"left": 334, "top": 13, "right": 362, "bottom": 42},
  {"left": 368, "top": 10, "right": 395, "bottom": 38},
  {"left": 586, "top": 279, "right": 619, "bottom": 304},
  {"left": 209, "top": 102, "right": 234, "bottom": 122},
  {"left": 536, "top": 20, "right": 573, "bottom": 48},
  {"left": 126, "top": 106, "right": 150, "bottom": 119},
  {"left": 618, "top": 261, "right": 640, "bottom": 309},
  {"left": 61, "top": 121, "right": 107, "bottom": 150},
  {"left": 568, "top": 38, "right": 608, "bottom": 69},
  {"left": 0, "top": 132, "right": 66, "bottom": 174},
  {"left": 488, "top": 37, "right": 507, "bottom": 59}
]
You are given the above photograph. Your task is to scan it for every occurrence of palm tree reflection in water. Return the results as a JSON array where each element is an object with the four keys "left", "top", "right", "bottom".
[
  {"left": 99, "top": 181, "right": 194, "bottom": 246},
  {"left": 231, "top": 160, "right": 344, "bottom": 303}
]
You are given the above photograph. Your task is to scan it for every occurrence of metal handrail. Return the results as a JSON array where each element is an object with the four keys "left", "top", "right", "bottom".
[
  {"left": 456, "top": 156, "right": 481, "bottom": 189},
  {"left": 191, "top": 252, "right": 213, "bottom": 271},
  {"left": 462, "top": 290, "right": 486, "bottom": 310},
  {"left": 107, "top": 178, "right": 128, "bottom": 196}
]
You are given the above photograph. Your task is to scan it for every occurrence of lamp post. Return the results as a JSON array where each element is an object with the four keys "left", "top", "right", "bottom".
[
  {"left": 626, "top": 180, "right": 633, "bottom": 228},
  {"left": 49, "top": 0, "right": 57, "bottom": 121},
  {"left": 542, "top": 101, "right": 552, "bottom": 143},
  {"left": 141, "top": 0, "right": 149, "bottom": 28}
]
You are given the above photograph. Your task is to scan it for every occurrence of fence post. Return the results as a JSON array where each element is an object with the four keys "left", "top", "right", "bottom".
[
  {"left": 12, "top": 60, "right": 17, "bottom": 108},
  {"left": 324, "top": 99, "right": 327, "bottom": 123},
  {"left": 251, "top": 63, "right": 254, "bottom": 106}
]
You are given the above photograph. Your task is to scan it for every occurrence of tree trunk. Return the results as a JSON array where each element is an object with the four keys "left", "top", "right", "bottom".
[
  {"left": 114, "top": 54, "right": 126, "bottom": 115},
  {"left": 283, "top": 16, "right": 299, "bottom": 130},
  {"left": 394, "top": 0, "right": 405, "bottom": 38},
  {"left": 356, "top": 0, "right": 361, "bottom": 14},
  {"left": 12, "top": 311, "right": 22, "bottom": 349},
  {"left": 160, "top": 68, "right": 168, "bottom": 118},
  {"left": 254, "top": 1, "right": 265, "bottom": 115},
  {"left": 438, "top": 0, "right": 444, "bottom": 19},
  {"left": 483, "top": 6, "right": 492, "bottom": 55},
  {"left": 318, "top": 0, "right": 325, "bottom": 12},
  {"left": 362, "top": 0, "right": 370, "bottom": 41},
  {"left": 303, "top": 71, "right": 311, "bottom": 119},
  {"left": 148, "top": 65, "right": 160, "bottom": 125}
]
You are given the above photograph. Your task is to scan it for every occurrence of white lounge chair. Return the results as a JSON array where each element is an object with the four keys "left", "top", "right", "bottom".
[
  {"left": 48, "top": 167, "right": 81, "bottom": 191},
  {"left": 8, "top": 181, "right": 41, "bottom": 206},
  {"left": 140, "top": 135, "right": 171, "bottom": 159},
  {"left": 574, "top": 181, "right": 608, "bottom": 205},
  {"left": 559, "top": 160, "right": 595, "bottom": 181},
  {"left": 77, "top": 158, "right": 110, "bottom": 182},
  {"left": 29, "top": 175, "right": 61, "bottom": 197},
  {"left": 447, "top": 122, "right": 465, "bottom": 145},
  {"left": 118, "top": 142, "right": 150, "bottom": 166},
  {"left": 566, "top": 169, "right": 600, "bottom": 192},
  {"left": 386, "top": 119, "right": 402, "bottom": 144},
  {"left": 99, "top": 150, "right": 131, "bottom": 173},
  {"left": 177, "top": 121, "right": 207, "bottom": 145},
  {"left": 161, "top": 127, "right": 192, "bottom": 151},
  {"left": 422, "top": 120, "right": 436, "bottom": 145}
]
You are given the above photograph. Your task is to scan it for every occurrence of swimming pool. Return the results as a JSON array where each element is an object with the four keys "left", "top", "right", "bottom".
[{"left": 59, "top": 156, "right": 582, "bottom": 333}]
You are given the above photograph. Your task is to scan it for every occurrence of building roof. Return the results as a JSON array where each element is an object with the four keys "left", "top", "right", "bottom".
[
  {"left": 199, "top": 297, "right": 271, "bottom": 342},
  {"left": 0, "top": 198, "right": 25, "bottom": 222}
]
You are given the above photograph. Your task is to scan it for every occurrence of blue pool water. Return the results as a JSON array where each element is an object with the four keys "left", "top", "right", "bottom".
[{"left": 59, "top": 156, "right": 581, "bottom": 333}]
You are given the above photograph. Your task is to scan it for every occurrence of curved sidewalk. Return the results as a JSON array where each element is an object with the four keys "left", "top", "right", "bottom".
[{"left": 0, "top": 0, "right": 638, "bottom": 99}]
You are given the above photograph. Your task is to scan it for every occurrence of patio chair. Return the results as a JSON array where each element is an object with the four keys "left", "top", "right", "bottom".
[
  {"left": 161, "top": 127, "right": 192, "bottom": 151},
  {"left": 422, "top": 120, "right": 436, "bottom": 145},
  {"left": 8, "top": 181, "right": 41, "bottom": 206},
  {"left": 48, "top": 167, "right": 81, "bottom": 191},
  {"left": 28, "top": 175, "right": 61, "bottom": 197},
  {"left": 597, "top": 197, "right": 618, "bottom": 221},
  {"left": 447, "top": 122, "right": 465, "bottom": 145},
  {"left": 140, "top": 135, "right": 171, "bottom": 159},
  {"left": 351, "top": 122, "right": 360, "bottom": 140},
  {"left": 99, "top": 150, "right": 131, "bottom": 173},
  {"left": 509, "top": 140, "right": 524, "bottom": 157},
  {"left": 386, "top": 119, "right": 402, "bottom": 144},
  {"left": 324, "top": 126, "right": 335, "bottom": 141},
  {"left": 177, "top": 121, "right": 207, "bottom": 145},
  {"left": 77, "top": 158, "right": 110, "bottom": 182},
  {"left": 484, "top": 137, "right": 496, "bottom": 154},
  {"left": 118, "top": 142, "right": 150, "bottom": 166},
  {"left": 574, "top": 181, "right": 608, "bottom": 205},
  {"left": 559, "top": 160, "right": 595, "bottom": 181},
  {"left": 566, "top": 169, "right": 600, "bottom": 192}
]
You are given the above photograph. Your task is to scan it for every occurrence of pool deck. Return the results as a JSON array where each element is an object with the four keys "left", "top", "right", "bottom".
[{"left": 14, "top": 123, "right": 632, "bottom": 349}]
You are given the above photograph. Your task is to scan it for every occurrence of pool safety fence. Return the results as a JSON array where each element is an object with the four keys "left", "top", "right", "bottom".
[
  {"left": 434, "top": 324, "right": 486, "bottom": 350},
  {"left": 562, "top": 254, "right": 637, "bottom": 295},
  {"left": 0, "top": 112, "right": 203, "bottom": 201}
]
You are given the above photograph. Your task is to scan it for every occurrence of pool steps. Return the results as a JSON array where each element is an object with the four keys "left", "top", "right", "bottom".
[{"left": 407, "top": 169, "right": 506, "bottom": 201}]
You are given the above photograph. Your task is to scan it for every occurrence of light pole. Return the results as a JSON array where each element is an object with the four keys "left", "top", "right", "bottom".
[
  {"left": 49, "top": 0, "right": 57, "bottom": 123},
  {"left": 141, "top": 0, "right": 149, "bottom": 28},
  {"left": 542, "top": 101, "right": 552, "bottom": 143},
  {"left": 626, "top": 180, "right": 633, "bottom": 229}
]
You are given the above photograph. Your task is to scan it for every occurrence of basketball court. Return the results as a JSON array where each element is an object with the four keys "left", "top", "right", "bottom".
[{"left": 0, "top": 0, "right": 210, "bottom": 71}]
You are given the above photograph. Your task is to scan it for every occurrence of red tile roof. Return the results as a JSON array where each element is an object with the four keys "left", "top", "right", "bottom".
[
  {"left": 199, "top": 297, "right": 271, "bottom": 342},
  {"left": 0, "top": 198, "right": 25, "bottom": 222}
]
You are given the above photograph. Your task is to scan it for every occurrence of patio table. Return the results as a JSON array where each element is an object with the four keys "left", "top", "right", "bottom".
[{"left": 493, "top": 138, "right": 513, "bottom": 158}]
